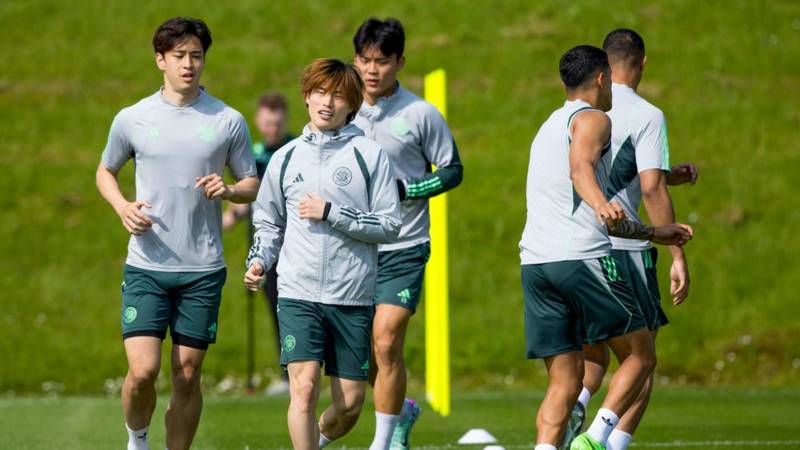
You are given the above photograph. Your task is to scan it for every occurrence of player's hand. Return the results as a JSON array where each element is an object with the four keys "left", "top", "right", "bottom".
[
  {"left": 299, "top": 193, "right": 327, "bottom": 220},
  {"left": 118, "top": 200, "right": 153, "bottom": 235},
  {"left": 667, "top": 163, "right": 699, "bottom": 186},
  {"left": 196, "top": 173, "right": 231, "bottom": 200},
  {"left": 596, "top": 201, "right": 626, "bottom": 227},
  {"left": 670, "top": 256, "right": 690, "bottom": 305},
  {"left": 244, "top": 263, "right": 265, "bottom": 292},
  {"left": 652, "top": 223, "right": 693, "bottom": 246},
  {"left": 222, "top": 210, "right": 237, "bottom": 230}
]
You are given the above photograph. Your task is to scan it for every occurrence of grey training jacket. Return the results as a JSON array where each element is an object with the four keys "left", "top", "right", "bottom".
[{"left": 246, "top": 123, "right": 402, "bottom": 306}]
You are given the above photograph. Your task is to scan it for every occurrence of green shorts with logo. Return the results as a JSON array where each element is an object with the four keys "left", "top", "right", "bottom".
[
  {"left": 521, "top": 256, "right": 647, "bottom": 359},
  {"left": 375, "top": 242, "right": 431, "bottom": 313},
  {"left": 121, "top": 264, "right": 226, "bottom": 349},
  {"left": 277, "top": 298, "right": 373, "bottom": 381},
  {"left": 611, "top": 248, "right": 668, "bottom": 330}
]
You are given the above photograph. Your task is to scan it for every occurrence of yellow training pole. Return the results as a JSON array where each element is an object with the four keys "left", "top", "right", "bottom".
[{"left": 423, "top": 68, "right": 450, "bottom": 417}]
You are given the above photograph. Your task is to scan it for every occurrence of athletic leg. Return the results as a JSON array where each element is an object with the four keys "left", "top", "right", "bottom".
[
  {"left": 536, "top": 351, "right": 584, "bottom": 446},
  {"left": 371, "top": 304, "right": 412, "bottom": 415},
  {"left": 122, "top": 336, "right": 161, "bottom": 431},
  {"left": 165, "top": 342, "right": 207, "bottom": 450},
  {"left": 287, "top": 360, "right": 323, "bottom": 450},
  {"left": 318, "top": 377, "right": 367, "bottom": 440}
]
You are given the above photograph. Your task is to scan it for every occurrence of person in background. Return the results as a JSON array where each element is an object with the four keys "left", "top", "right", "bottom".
[{"left": 223, "top": 92, "right": 294, "bottom": 395}]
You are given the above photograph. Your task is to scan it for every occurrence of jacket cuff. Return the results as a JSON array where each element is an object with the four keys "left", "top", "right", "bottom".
[
  {"left": 326, "top": 203, "right": 342, "bottom": 227},
  {"left": 246, "top": 257, "right": 265, "bottom": 270}
]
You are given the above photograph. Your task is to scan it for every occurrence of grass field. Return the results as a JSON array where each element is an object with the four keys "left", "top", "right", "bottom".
[
  {"left": 2, "top": 0, "right": 800, "bottom": 394},
  {"left": 3, "top": 388, "right": 799, "bottom": 449}
]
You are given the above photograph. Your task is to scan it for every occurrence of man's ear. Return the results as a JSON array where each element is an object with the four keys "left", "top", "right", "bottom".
[
  {"left": 596, "top": 69, "right": 606, "bottom": 89},
  {"left": 397, "top": 55, "right": 406, "bottom": 71},
  {"left": 641, "top": 55, "right": 647, "bottom": 72},
  {"left": 155, "top": 52, "right": 166, "bottom": 71}
]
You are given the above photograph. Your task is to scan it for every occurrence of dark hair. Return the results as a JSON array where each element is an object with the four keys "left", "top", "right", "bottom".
[
  {"left": 603, "top": 29, "right": 645, "bottom": 65},
  {"left": 258, "top": 92, "right": 288, "bottom": 113},
  {"left": 153, "top": 17, "right": 212, "bottom": 55},
  {"left": 353, "top": 17, "right": 405, "bottom": 58},
  {"left": 559, "top": 45, "right": 609, "bottom": 89},
  {"left": 301, "top": 59, "right": 364, "bottom": 123}
]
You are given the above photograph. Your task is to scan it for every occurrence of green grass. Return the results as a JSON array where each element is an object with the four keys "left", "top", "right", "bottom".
[
  {"left": 2, "top": 388, "right": 799, "bottom": 449},
  {"left": 1, "top": 0, "right": 800, "bottom": 394}
]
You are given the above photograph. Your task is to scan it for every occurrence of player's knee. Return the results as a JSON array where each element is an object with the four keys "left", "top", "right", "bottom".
[
  {"left": 171, "top": 362, "right": 202, "bottom": 395},
  {"left": 290, "top": 378, "right": 319, "bottom": 413},
  {"left": 337, "top": 395, "right": 365, "bottom": 422},
  {"left": 127, "top": 365, "right": 159, "bottom": 389},
  {"left": 372, "top": 333, "right": 402, "bottom": 365}
]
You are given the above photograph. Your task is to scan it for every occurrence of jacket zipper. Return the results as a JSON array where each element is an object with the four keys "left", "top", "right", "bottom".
[{"left": 318, "top": 140, "right": 327, "bottom": 302}]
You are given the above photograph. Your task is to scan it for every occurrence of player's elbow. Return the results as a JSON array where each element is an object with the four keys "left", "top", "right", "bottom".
[
  {"left": 450, "top": 164, "right": 464, "bottom": 188},
  {"left": 569, "top": 163, "right": 589, "bottom": 186},
  {"left": 641, "top": 182, "right": 667, "bottom": 202}
]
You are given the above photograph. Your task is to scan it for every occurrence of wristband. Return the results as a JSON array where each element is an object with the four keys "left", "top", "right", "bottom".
[{"left": 322, "top": 202, "right": 332, "bottom": 220}]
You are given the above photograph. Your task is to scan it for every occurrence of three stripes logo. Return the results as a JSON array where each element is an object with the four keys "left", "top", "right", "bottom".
[
  {"left": 292, "top": 173, "right": 304, "bottom": 184},
  {"left": 601, "top": 256, "right": 623, "bottom": 282},
  {"left": 397, "top": 288, "right": 412, "bottom": 304}
]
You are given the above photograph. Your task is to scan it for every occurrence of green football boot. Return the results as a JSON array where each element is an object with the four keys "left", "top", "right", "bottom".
[{"left": 569, "top": 433, "right": 606, "bottom": 450}]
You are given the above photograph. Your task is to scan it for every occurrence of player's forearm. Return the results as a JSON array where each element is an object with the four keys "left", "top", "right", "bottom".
[
  {"left": 642, "top": 184, "right": 684, "bottom": 259},
  {"left": 607, "top": 219, "right": 655, "bottom": 241},
  {"left": 327, "top": 204, "right": 401, "bottom": 244},
  {"left": 226, "top": 176, "right": 260, "bottom": 203},
  {"left": 95, "top": 164, "right": 129, "bottom": 215},
  {"left": 402, "top": 163, "right": 463, "bottom": 200},
  {"left": 570, "top": 161, "right": 607, "bottom": 210}
]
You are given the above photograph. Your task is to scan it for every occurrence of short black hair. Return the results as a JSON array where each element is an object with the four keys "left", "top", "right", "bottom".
[
  {"left": 603, "top": 29, "right": 645, "bottom": 65},
  {"left": 353, "top": 17, "right": 405, "bottom": 59},
  {"left": 559, "top": 45, "right": 609, "bottom": 89},
  {"left": 153, "top": 17, "right": 212, "bottom": 55}
]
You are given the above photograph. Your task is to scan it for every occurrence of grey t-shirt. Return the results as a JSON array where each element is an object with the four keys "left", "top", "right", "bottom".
[
  {"left": 353, "top": 84, "right": 463, "bottom": 252},
  {"left": 101, "top": 89, "right": 257, "bottom": 272}
]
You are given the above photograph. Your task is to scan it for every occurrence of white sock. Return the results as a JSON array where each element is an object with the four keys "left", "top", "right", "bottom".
[
  {"left": 586, "top": 408, "right": 619, "bottom": 444},
  {"left": 534, "top": 445, "right": 557, "bottom": 450},
  {"left": 319, "top": 433, "right": 332, "bottom": 448},
  {"left": 125, "top": 423, "right": 150, "bottom": 450},
  {"left": 577, "top": 386, "right": 592, "bottom": 409},
  {"left": 607, "top": 429, "right": 632, "bottom": 450},
  {"left": 369, "top": 412, "right": 400, "bottom": 450}
]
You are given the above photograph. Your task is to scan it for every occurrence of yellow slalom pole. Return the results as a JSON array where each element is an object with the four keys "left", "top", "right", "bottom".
[{"left": 423, "top": 68, "right": 450, "bottom": 417}]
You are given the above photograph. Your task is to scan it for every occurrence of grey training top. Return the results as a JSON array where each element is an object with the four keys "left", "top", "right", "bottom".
[
  {"left": 101, "top": 89, "right": 257, "bottom": 272},
  {"left": 353, "top": 84, "right": 463, "bottom": 252},
  {"left": 519, "top": 100, "right": 613, "bottom": 264},
  {"left": 606, "top": 83, "right": 671, "bottom": 251}
]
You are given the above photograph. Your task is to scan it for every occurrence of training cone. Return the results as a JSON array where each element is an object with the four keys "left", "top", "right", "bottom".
[{"left": 458, "top": 428, "right": 497, "bottom": 444}]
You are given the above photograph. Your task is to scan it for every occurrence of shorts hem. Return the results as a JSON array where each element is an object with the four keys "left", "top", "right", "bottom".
[
  {"left": 374, "top": 298, "right": 417, "bottom": 313},
  {"left": 584, "top": 323, "right": 649, "bottom": 345},
  {"left": 281, "top": 355, "right": 324, "bottom": 367},
  {"left": 123, "top": 329, "right": 166, "bottom": 340},
  {"left": 325, "top": 371, "right": 369, "bottom": 381},
  {"left": 171, "top": 331, "right": 211, "bottom": 349},
  {"left": 526, "top": 344, "right": 583, "bottom": 359}
]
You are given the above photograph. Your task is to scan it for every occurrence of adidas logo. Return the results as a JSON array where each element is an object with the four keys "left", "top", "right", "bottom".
[
  {"left": 292, "top": 173, "right": 305, "bottom": 183},
  {"left": 146, "top": 127, "right": 159, "bottom": 138},
  {"left": 397, "top": 288, "right": 411, "bottom": 304}
]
